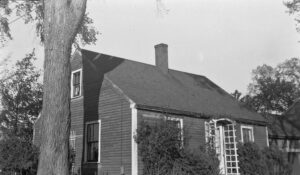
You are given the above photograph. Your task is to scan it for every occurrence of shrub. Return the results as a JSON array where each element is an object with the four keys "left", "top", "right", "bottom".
[
  {"left": 237, "top": 142, "right": 267, "bottom": 175},
  {"left": 237, "top": 142, "right": 292, "bottom": 175},
  {"left": 262, "top": 145, "right": 292, "bottom": 175},
  {"left": 135, "top": 119, "right": 220, "bottom": 175},
  {"left": 0, "top": 136, "right": 39, "bottom": 175}
]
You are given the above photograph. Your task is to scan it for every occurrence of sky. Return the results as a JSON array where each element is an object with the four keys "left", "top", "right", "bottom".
[{"left": 0, "top": 0, "right": 300, "bottom": 94}]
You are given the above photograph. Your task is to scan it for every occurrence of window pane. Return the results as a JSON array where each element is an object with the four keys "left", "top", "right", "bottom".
[
  {"left": 87, "top": 142, "right": 98, "bottom": 162},
  {"left": 74, "top": 86, "right": 80, "bottom": 96},
  {"left": 87, "top": 124, "right": 94, "bottom": 142},
  {"left": 87, "top": 123, "right": 99, "bottom": 162},
  {"left": 73, "top": 72, "right": 80, "bottom": 85},
  {"left": 243, "top": 128, "right": 251, "bottom": 142},
  {"left": 72, "top": 72, "right": 81, "bottom": 97},
  {"left": 94, "top": 124, "right": 99, "bottom": 141}
]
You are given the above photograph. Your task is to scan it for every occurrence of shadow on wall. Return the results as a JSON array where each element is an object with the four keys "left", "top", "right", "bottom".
[{"left": 80, "top": 50, "right": 124, "bottom": 175}]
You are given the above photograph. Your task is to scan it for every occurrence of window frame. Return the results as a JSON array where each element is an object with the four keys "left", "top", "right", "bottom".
[
  {"left": 71, "top": 69, "right": 82, "bottom": 98},
  {"left": 85, "top": 120, "right": 101, "bottom": 163},
  {"left": 241, "top": 125, "right": 254, "bottom": 143},
  {"left": 166, "top": 117, "right": 184, "bottom": 146}
]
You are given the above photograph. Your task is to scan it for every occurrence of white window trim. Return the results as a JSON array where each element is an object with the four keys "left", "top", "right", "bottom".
[
  {"left": 266, "top": 126, "right": 269, "bottom": 147},
  {"left": 241, "top": 125, "right": 254, "bottom": 143},
  {"left": 71, "top": 69, "right": 82, "bottom": 98},
  {"left": 85, "top": 120, "right": 101, "bottom": 163}
]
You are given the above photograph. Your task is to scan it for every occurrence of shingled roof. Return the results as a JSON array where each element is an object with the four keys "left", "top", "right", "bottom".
[{"left": 81, "top": 49, "right": 265, "bottom": 123}]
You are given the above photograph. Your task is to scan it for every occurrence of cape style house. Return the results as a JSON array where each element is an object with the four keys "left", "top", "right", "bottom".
[{"left": 34, "top": 44, "right": 268, "bottom": 175}]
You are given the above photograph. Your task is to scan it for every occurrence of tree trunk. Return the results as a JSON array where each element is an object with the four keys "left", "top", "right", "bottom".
[{"left": 37, "top": 1, "right": 87, "bottom": 175}]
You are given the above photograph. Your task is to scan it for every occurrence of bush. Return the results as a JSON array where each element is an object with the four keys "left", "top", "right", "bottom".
[
  {"left": 134, "top": 119, "right": 220, "bottom": 175},
  {"left": 262, "top": 145, "right": 292, "bottom": 175},
  {"left": 237, "top": 142, "right": 267, "bottom": 175},
  {"left": 0, "top": 136, "right": 39, "bottom": 175},
  {"left": 237, "top": 142, "right": 292, "bottom": 175}
]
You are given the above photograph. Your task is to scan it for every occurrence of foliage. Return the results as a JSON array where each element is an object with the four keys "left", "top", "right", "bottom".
[
  {"left": 0, "top": 50, "right": 42, "bottom": 141},
  {"left": 237, "top": 142, "right": 292, "bottom": 175},
  {"left": 237, "top": 142, "right": 267, "bottom": 175},
  {"left": 0, "top": 52, "right": 42, "bottom": 174},
  {"left": 239, "top": 58, "right": 300, "bottom": 115},
  {"left": 0, "top": 135, "right": 39, "bottom": 175},
  {"left": 134, "top": 119, "right": 220, "bottom": 175},
  {"left": 262, "top": 145, "right": 292, "bottom": 175},
  {"left": 231, "top": 90, "right": 242, "bottom": 100},
  {"left": 285, "top": 0, "right": 300, "bottom": 33},
  {"left": 0, "top": 0, "right": 98, "bottom": 47}
]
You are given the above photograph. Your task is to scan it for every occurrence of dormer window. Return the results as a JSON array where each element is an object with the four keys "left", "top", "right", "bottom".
[{"left": 71, "top": 69, "right": 82, "bottom": 98}]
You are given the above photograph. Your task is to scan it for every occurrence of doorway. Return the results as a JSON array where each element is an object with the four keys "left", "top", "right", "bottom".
[{"left": 205, "top": 119, "right": 239, "bottom": 175}]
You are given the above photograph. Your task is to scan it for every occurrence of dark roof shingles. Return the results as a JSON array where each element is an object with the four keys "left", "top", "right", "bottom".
[{"left": 82, "top": 49, "right": 265, "bottom": 122}]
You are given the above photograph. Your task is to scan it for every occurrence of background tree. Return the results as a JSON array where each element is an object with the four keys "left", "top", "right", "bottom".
[
  {"left": 0, "top": 0, "right": 97, "bottom": 174},
  {"left": 236, "top": 58, "right": 300, "bottom": 115},
  {"left": 0, "top": 50, "right": 42, "bottom": 140},
  {"left": 1, "top": 1, "right": 164, "bottom": 174},
  {"left": 0, "top": 0, "right": 98, "bottom": 47},
  {"left": 285, "top": 0, "right": 300, "bottom": 33},
  {"left": 0, "top": 51, "right": 42, "bottom": 175}
]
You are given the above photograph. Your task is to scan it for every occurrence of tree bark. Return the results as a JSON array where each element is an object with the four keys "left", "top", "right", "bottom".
[{"left": 37, "top": 1, "right": 87, "bottom": 175}]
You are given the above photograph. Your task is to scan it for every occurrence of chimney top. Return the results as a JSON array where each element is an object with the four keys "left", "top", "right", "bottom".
[
  {"left": 155, "top": 43, "right": 168, "bottom": 48},
  {"left": 154, "top": 43, "right": 168, "bottom": 74}
]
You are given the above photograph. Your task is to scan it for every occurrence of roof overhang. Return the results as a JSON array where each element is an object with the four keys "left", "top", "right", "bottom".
[{"left": 136, "top": 104, "right": 267, "bottom": 126}]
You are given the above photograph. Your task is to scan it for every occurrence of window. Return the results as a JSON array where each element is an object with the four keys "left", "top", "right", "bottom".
[
  {"left": 71, "top": 69, "right": 82, "bottom": 98},
  {"left": 86, "top": 121, "right": 100, "bottom": 162},
  {"left": 241, "top": 125, "right": 254, "bottom": 143},
  {"left": 166, "top": 117, "right": 183, "bottom": 146}
]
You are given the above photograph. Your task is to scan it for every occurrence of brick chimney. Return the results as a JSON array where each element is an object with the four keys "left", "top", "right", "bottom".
[{"left": 155, "top": 43, "right": 168, "bottom": 74}]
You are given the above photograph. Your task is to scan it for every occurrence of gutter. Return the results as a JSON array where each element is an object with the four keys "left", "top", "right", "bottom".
[{"left": 136, "top": 104, "right": 268, "bottom": 126}]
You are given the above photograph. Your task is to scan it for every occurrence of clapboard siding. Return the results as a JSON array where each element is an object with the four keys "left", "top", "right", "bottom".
[
  {"left": 97, "top": 79, "right": 132, "bottom": 175},
  {"left": 253, "top": 125, "right": 268, "bottom": 148},
  {"left": 81, "top": 51, "right": 132, "bottom": 175},
  {"left": 183, "top": 116, "right": 206, "bottom": 151}
]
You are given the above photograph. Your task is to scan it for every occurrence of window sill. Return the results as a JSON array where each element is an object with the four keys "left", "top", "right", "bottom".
[
  {"left": 71, "top": 96, "right": 83, "bottom": 101},
  {"left": 83, "top": 161, "right": 101, "bottom": 165}
]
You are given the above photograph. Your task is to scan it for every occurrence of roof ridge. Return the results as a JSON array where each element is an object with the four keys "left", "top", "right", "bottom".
[{"left": 81, "top": 49, "right": 208, "bottom": 78}]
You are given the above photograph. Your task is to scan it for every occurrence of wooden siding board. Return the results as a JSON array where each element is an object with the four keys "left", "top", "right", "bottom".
[
  {"left": 81, "top": 75, "right": 132, "bottom": 175},
  {"left": 254, "top": 125, "right": 268, "bottom": 148}
]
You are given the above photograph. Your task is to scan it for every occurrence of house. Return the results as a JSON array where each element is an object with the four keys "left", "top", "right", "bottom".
[
  {"left": 268, "top": 98, "right": 300, "bottom": 175},
  {"left": 34, "top": 44, "right": 268, "bottom": 175}
]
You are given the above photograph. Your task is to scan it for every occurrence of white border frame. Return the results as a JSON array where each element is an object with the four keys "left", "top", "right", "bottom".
[
  {"left": 266, "top": 126, "right": 269, "bottom": 147},
  {"left": 71, "top": 68, "right": 82, "bottom": 98},
  {"left": 241, "top": 125, "right": 254, "bottom": 143},
  {"left": 131, "top": 103, "right": 138, "bottom": 175},
  {"left": 84, "top": 120, "right": 101, "bottom": 163}
]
